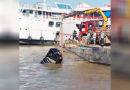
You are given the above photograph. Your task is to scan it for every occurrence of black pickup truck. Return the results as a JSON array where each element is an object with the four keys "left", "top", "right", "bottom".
[{"left": 41, "top": 48, "right": 63, "bottom": 64}]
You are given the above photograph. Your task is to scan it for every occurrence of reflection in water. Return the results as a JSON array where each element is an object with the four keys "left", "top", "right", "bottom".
[{"left": 20, "top": 45, "right": 110, "bottom": 90}]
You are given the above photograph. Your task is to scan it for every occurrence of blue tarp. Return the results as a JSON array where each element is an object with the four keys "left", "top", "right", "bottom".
[
  {"left": 56, "top": 4, "right": 72, "bottom": 9},
  {"left": 103, "top": 11, "right": 111, "bottom": 17}
]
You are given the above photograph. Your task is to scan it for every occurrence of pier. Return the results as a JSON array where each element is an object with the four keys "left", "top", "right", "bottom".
[{"left": 65, "top": 44, "right": 111, "bottom": 65}]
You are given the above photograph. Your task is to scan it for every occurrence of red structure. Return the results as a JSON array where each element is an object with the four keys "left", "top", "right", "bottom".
[{"left": 77, "top": 21, "right": 99, "bottom": 40}]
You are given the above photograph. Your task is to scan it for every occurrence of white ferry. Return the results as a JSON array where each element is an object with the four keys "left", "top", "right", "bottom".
[{"left": 19, "top": 0, "right": 72, "bottom": 44}]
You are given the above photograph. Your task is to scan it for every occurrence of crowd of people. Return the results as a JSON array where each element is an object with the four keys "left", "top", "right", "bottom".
[{"left": 72, "top": 28, "right": 111, "bottom": 46}]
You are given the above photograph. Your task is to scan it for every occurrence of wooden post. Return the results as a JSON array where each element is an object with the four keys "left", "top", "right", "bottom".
[
  {"left": 60, "top": 14, "right": 64, "bottom": 53},
  {"left": 60, "top": 14, "right": 64, "bottom": 47}
]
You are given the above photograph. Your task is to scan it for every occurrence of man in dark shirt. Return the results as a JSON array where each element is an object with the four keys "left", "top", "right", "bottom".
[{"left": 73, "top": 30, "right": 77, "bottom": 41}]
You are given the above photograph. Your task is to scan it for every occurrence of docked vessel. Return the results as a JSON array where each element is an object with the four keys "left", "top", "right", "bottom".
[
  {"left": 19, "top": 0, "right": 72, "bottom": 44},
  {"left": 19, "top": 1, "right": 111, "bottom": 45}
]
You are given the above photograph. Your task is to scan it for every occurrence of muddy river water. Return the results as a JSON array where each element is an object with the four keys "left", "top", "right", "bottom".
[{"left": 20, "top": 45, "right": 110, "bottom": 90}]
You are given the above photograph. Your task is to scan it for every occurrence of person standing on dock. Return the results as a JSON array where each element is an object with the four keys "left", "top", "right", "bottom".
[
  {"left": 92, "top": 32, "right": 97, "bottom": 45},
  {"left": 88, "top": 25, "right": 92, "bottom": 33},
  {"left": 86, "top": 32, "right": 91, "bottom": 45},
  {"left": 73, "top": 30, "right": 77, "bottom": 41},
  {"left": 100, "top": 31, "right": 105, "bottom": 46}
]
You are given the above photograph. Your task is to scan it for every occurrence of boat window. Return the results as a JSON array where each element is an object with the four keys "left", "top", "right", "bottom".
[
  {"left": 34, "top": 11, "right": 42, "bottom": 17},
  {"left": 22, "top": 10, "right": 26, "bottom": 13},
  {"left": 49, "top": 12, "right": 51, "bottom": 16},
  {"left": 29, "top": 10, "right": 33, "bottom": 14},
  {"left": 43, "top": 11, "right": 45, "bottom": 15},
  {"left": 43, "top": 11, "right": 45, "bottom": 18},
  {"left": 23, "top": 9, "right": 30, "bottom": 16},
  {"left": 38, "top": 11, "right": 42, "bottom": 15},
  {"left": 52, "top": 13, "right": 61, "bottom": 15},
  {"left": 56, "top": 22, "right": 61, "bottom": 27},
  {"left": 49, "top": 21, "right": 54, "bottom": 27},
  {"left": 46, "top": 12, "right": 49, "bottom": 18},
  {"left": 35, "top": 11, "right": 38, "bottom": 17}
]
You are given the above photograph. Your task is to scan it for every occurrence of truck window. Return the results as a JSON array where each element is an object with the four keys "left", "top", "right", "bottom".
[{"left": 82, "top": 23, "right": 86, "bottom": 28}]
